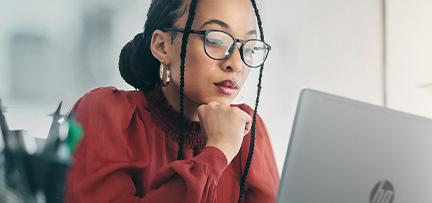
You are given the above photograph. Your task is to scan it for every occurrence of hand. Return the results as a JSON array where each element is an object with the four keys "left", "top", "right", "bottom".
[{"left": 198, "top": 101, "right": 252, "bottom": 164}]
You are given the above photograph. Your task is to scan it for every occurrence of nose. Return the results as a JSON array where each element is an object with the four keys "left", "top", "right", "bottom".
[{"left": 221, "top": 44, "right": 244, "bottom": 73}]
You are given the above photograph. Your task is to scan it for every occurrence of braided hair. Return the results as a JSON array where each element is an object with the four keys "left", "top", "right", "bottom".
[
  {"left": 119, "top": 0, "right": 188, "bottom": 92},
  {"left": 118, "top": 0, "right": 266, "bottom": 202},
  {"left": 237, "top": 1, "right": 265, "bottom": 201}
]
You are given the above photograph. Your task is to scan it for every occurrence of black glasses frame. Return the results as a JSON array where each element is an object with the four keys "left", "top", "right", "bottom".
[{"left": 161, "top": 28, "right": 271, "bottom": 68}]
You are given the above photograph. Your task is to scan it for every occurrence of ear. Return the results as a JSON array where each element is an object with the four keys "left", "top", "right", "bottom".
[{"left": 150, "top": 30, "right": 172, "bottom": 65}]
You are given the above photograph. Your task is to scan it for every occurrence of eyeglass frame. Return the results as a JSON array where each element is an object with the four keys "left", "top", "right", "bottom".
[{"left": 161, "top": 28, "right": 271, "bottom": 68}]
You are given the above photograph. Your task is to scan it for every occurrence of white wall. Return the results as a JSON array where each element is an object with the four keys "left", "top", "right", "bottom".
[
  {"left": 245, "top": 0, "right": 384, "bottom": 172},
  {"left": 0, "top": 0, "right": 83, "bottom": 137},
  {"left": 386, "top": 0, "right": 432, "bottom": 119}
]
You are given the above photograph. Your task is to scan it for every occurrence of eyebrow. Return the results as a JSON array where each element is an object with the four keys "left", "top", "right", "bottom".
[
  {"left": 199, "top": 19, "right": 229, "bottom": 29},
  {"left": 247, "top": 30, "right": 257, "bottom": 36},
  {"left": 199, "top": 19, "right": 257, "bottom": 36}
]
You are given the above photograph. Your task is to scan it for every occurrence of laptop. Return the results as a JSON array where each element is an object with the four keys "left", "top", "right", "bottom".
[{"left": 276, "top": 89, "right": 432, "bottom": 203}]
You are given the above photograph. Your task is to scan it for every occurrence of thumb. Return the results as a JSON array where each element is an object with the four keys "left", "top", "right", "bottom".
[{"left": 197, "top": 104, "right": 207, "bottom": 120}]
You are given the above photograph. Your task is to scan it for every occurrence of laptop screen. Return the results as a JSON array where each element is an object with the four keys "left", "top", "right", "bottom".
[{"left": 276, "top": 89, "right": 432, "bottom": 203}]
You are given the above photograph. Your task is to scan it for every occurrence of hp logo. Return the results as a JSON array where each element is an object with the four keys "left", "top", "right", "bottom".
[{"left": 370, "top": 180, "right": 395, "bottom": 203}]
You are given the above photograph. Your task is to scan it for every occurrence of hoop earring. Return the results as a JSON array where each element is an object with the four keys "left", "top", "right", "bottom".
[{"left": 160, "top": 63, "right": 170, "bottom": 87}]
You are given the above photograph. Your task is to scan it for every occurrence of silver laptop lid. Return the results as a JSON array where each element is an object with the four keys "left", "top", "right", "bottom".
[{"left": 276, "top": 89, "right": 432, "bottom": 203}]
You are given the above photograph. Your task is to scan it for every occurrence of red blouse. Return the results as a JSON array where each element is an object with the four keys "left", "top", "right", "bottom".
[{"left": 65, "top": 85, "right": 279, "bottom": 202}]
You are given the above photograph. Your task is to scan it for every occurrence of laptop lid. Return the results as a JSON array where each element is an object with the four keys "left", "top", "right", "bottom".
[{"left": 276, "top": 89, "right": 432, "bottom": 203}]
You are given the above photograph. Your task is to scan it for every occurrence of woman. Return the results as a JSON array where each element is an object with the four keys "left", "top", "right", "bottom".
[{"left": 66, "top": 0, "right": 279, "bottom": 202}]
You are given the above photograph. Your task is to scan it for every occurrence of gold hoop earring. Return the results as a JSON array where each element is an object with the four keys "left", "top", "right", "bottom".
[{"left": 160, "top": 63, "right": 170, "bottom": 87}]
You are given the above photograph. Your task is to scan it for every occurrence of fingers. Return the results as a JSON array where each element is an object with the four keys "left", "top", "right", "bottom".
[
  {"left": 244, "top": 113, "right": 252, "bottom": 136},
  {"left": 198, "top": 102, "right": 221, "bottom": 119},
  {"left": 197, "top": 104, "right": 207, "bottom": 119},
  {"left": 198, "top": 102, "right": 252, "bottom": 136},
  {"left": 198, "top": 102, "right": 254, "bottom": 164}
]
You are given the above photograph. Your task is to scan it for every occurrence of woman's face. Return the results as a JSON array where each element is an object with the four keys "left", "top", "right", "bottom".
[{"left": 166, "top": 0, "right": 257, "bottom": 107}]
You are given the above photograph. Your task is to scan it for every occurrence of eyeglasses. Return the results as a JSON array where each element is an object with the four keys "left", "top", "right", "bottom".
[{"left": 162, "top": 28, "right": 271, "bottom": 68}]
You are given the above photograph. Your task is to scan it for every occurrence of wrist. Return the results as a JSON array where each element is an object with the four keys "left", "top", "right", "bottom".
[
  {"left": 194, "top": 146, "right": 229, "bottom": 179},
  {"left": 205, "top": 143, "right": 237, "bottom": 164}
]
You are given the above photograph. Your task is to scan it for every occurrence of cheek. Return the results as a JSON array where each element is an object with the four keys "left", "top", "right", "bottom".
[
  {"left": 243, "top": 68, "right": 251, "bottom": 79},
  {"left": 184, "top": 41, "right": 213, "bottom": 78},
  {"left": 184, "top": 40, "right": 209, "bottom": 67},
  {"left": 169, "top": 39, "right": 211, "bottom": 84},
  {"left": 238, "top": 67, "right": 251, "bottom": 87}
]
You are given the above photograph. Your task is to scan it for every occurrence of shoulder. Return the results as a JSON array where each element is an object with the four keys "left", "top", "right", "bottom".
[
  {"left": 73, "top": 87, "right": 147, "bottom": 110},
  {"left": 76, "top": 86, "right": 147, "bottom": 107},
  {"left": 69, "top": 87, "right": 153, "bottom": 176},
  {"left": 71, "top": 87, "right": 149, "bottom": 127}
]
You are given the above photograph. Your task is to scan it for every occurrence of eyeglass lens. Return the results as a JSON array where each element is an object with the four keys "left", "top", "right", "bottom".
[{"left": 204, "top": 31, "right": 269, "bottom": 67}]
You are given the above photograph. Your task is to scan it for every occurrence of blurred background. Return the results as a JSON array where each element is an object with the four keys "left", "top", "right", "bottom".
[{"left": 0, "top": 0, "right": 431, "bottom": 173}]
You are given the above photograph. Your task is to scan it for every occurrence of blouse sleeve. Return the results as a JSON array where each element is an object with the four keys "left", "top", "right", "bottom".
[
  {"left": 65, "top": 87, "right": 228, "bottom": 203},
  {"left": 237, "top": 105, "right": 280, "bottom": 203}
]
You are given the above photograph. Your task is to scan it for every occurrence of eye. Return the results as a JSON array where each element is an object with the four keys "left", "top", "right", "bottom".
[
  {"left": 205, "top": 38, "right": 225, "bottom": 46},
  {"left": 244, "top": 48, "right": 255, "bottom": 54}
]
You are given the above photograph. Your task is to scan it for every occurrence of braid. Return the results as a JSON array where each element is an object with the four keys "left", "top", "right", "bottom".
[
  {"left": 238, "top": 0, "right": 265, "bottom": 202},
  {"left": 177, "top": 0, "right": 199, "bottom": 160}
]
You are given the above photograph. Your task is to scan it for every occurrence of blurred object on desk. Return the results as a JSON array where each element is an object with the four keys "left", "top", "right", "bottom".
[{"left": 0, "top": 99, "right": 82, "bottom": 203}]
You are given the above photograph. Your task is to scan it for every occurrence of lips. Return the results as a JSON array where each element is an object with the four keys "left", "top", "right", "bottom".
[{"left": 214, "top": 80, "right": 238, "bottom": 95}]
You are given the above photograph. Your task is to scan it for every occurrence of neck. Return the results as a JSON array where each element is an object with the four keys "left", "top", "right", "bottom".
[{"left": 162, "top": 84, "right": 200, "bottom": 122}]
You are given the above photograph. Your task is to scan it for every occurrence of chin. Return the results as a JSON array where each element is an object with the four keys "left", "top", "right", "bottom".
[{"left": 210, "top": 96, "right": 236, "bottom": 106}]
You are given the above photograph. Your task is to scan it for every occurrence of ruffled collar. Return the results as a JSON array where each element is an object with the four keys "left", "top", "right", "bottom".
[{"left": 144, "top": 84, "right": 204, "bottom": 149}]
